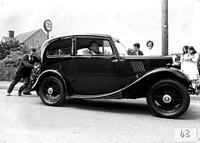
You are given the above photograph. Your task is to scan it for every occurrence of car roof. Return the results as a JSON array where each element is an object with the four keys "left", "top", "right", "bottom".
[
  {"left": 54, "top": 33, "right": 112, "bottom": 39},
  {"left": 70, "top": 33, "right": 112, "bottom": 38},
  {"left": 40, "top": 33, "right": 113, "bottom": 61},
  {"left": 44, "top": 33, "right": 112, "bottom": 45}
]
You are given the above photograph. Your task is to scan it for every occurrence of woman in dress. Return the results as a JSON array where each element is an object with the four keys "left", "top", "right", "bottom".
[
  {"left": 187, "top": 47, "right": 199, "bottom": 79},
  {"left": 186, "top": 46, "right": 199, "bottom": 91},
  {"left": 180, "top": 46, "right": 189, "bottom": 73}
]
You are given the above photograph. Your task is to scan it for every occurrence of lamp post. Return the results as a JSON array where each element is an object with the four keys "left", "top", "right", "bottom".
[{"left": 162, "top": 0, "right": 168, "bottom": 56}]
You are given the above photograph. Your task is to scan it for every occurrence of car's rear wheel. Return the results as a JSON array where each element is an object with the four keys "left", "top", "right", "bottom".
[
  {"left": 38, "top": 76, "right": 66, "bottom": 106},
  {"left": 146, "top": 79, "right": 190, "bottom": 118}
]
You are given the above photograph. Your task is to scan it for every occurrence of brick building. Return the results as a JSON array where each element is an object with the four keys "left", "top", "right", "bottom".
[
  {"left": 1, "top": 30, "right": 15, "bottom": 43},
  {"left": 1, "top": 29, "right": 47, "bottom": 49},
  {"left": 15, "top": 29, "right": 47, "bottom": 49}
]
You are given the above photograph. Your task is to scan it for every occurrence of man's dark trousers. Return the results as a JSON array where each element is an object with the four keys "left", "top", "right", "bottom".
[{"left": 7, "top": 72, "right": 30, "bottom": 94}]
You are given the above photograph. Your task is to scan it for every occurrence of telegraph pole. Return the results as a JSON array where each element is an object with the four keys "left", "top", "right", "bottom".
[
  {"left": 47, "top": 32, "right": 49, "bottom": 39},
  {"left": 162, "top": 0, "right": 168, "bottom": 56}
]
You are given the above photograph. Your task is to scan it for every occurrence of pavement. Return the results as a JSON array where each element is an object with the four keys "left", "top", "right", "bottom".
[
  {"left": 0, "top": 81, "right": 200, "bottom": 143},
  {"left": 0, "top": 81, "right": 22, "bottom": 90}
]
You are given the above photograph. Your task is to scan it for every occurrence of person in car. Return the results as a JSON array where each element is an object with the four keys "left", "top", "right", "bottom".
[
  {"left": 6, "top": 48, "right": 40, "bottom": 96},
  {"left": 83, "top": 41, "right": 101, "bottom": 55}
]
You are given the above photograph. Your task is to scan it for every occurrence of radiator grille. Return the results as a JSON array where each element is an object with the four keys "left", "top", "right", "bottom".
[{"left": 130, "top": 62, "right": 145, "bottom": 73}]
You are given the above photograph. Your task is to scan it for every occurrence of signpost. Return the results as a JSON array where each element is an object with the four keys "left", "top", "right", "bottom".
[
  {"left": 162, "top": 0, "right": 168, "bottom": 56},
  {"left": 43, "top": 19, "right": 52, "bottom": 39}
]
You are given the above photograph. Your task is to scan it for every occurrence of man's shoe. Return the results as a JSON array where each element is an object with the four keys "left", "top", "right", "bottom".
[
  {"left": 23, "top": 92, "right": 32, "bottom": 95},
  {"left": 6, "top": 93, "right": 10, "bottom": 96},
  {"left": 18, "top": 92, "right": 22, "bottom": 96}
]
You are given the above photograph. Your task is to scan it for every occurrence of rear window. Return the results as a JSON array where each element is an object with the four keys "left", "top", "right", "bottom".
[{"left": 47, "top": 38, "right": 72, "bottom": 57}]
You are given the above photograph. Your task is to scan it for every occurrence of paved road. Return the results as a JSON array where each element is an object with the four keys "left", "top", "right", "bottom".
[{"left": 0, "top": 88, "right": 200, "bottom": 143}]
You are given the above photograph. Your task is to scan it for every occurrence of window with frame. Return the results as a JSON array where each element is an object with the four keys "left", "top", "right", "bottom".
[
  {"left": 76, "top": 38, "right": 114, "bottom": 56},
  {"left": 47, "top": 38, "right": 72, "bottom": 57}
]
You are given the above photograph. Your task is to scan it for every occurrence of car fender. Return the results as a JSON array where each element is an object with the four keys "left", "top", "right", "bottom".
[
  {"left": 143, "top": 67, "right": 190, "bottom": 82},
  {"left": 31, "top": 69, "right": 68, "bottom": 95},
  {"left": 145, "top": 67, "right": 190, "bottom": 85},
  {"left": 122, "top": 67, "right": 191, "bottom": 98}
]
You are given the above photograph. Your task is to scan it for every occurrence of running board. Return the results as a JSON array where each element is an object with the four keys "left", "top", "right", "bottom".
[{"left": 69, "top": 91, "right": 122, "bottom": 99}]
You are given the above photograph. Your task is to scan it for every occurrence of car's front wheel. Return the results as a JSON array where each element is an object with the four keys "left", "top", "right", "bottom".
[
  {"left": 38, "top": 76, "right": 66, "bottom": 106},
  {"left": 146, "top": 79, "right": 190, "bottom": 118}
]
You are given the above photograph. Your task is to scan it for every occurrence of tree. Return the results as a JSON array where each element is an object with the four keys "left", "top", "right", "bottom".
[
  {"left": 0, "top": 50, "right": 23, "bottom": 81},
  {"left": 0, "top": 39, "right": 21, "bottom": 60},
  {"left": 0, "top": 39, "right": 41, "bottom": 81},
  {"left": 0, "top": 39, "right": 30, "bottom": 80}
]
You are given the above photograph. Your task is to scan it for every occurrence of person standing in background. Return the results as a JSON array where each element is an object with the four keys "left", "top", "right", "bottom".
[
  {"left": 183, "top": 46, "right": 199, "bottom": 91},
  {"left": 181, "top": 45, "right": 189, "bottom": 72},
  {"left": 144, "top": 40, "right": 155, "bottom": 56},
  {"left": 133, "top": 43, "right": 143, "bottom": 56},
  {"left": 188, "top": 46, "right": 199, "bottom": 79}
]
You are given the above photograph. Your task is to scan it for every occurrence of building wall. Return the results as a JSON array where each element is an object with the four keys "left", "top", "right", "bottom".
[
  {"left": 24, "top": 30, "right": 47, "bottom": 49},
  {"left": 1, "top": 37, "right": 15, "bottom": 43}
]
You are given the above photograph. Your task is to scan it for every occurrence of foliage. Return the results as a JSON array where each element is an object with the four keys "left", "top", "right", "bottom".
[
  {"left": 0, "top": 40, "right": 40, "bottom": 81},
  {"left": 0, "top": 51, "right": 24, "bottom": 80},
  {"left": 0, "top": 40, "right": 21, "bottom": 60}
]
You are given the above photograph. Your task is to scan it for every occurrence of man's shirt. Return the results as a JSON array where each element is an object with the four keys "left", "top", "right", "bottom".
[
  {"left": 82, "top": 49, "right": 101, "bottom": 55},
  {"left": 17, "top": 54, "right": 40, "bottom": 76},
  {"left": 129, "top": 50, "right": 143, "bottom": 56}
]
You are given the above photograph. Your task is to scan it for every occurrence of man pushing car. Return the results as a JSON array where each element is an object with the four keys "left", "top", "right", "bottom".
[{"left": 6, "top": 48, "right": 40, "bottom": 96}]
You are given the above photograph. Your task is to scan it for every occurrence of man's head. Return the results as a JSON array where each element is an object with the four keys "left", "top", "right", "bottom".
[
  {"left": 89, "top": 41, "right": 99, "bottom": 53},
  {"left": 29, "top": 48, "right": 36, "bottom": 57},
  {"left": 133, "top": 43, "right": 140, "bottom": 51}
]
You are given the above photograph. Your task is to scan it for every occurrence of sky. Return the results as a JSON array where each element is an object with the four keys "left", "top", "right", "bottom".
[{"left": 1, "top": 0, "right": 200, "bottom": 54}]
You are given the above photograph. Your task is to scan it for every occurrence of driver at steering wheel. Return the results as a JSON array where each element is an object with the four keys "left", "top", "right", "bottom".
[{"left": 83, "top": 41, "right": 101, "bottom": 55}]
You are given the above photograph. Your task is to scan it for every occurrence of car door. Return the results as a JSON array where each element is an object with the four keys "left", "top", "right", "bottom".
[
  {"left": 44, "top": 37, "right": 73, "bottom": 80},
  {"left": 71, "top": 37, "right": 122, "bottom": 95}
]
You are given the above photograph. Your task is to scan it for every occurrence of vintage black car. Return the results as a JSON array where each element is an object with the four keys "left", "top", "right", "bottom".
[{"left": 32, "top": 34, "right": 191, "bottom": 118}]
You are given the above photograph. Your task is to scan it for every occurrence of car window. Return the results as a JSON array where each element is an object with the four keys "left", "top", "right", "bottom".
[
  {"left": 100, "top": 40, "right": 113, "bottom": 56},
  {"left": 47, "top": 38, "right": 72, "bottom": 57},
  {"left": 76, "top": 38, "right": 113, "bottom": 56}
]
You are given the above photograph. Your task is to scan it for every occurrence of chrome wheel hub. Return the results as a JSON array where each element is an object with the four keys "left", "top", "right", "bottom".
[
  {"left": 47, "top": 87, "right": 53, "bottom": 95},
  {"left": 162, "top": 94, "right": 172, "bottom": 103}
]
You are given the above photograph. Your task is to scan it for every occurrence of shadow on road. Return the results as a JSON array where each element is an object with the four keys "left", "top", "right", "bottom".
[
  {"left": 60, "top": 99, "right": 200, "bottom": 120},
  {"left": 29, "top": 92, "right": 200, "bottom": 120},
  {"left": 62, "top": 99, "right": 151, "bottom": 115},
  {"left": 178, "top": 106, "right": 200, "bottom": 120}
]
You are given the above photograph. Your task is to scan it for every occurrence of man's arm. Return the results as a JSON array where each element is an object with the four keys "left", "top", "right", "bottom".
[
  {"left": 34, "top": 56, "right": 41, "bottom": 63},
  {"left": 22, "top": 55, "right": 34, "bottom": 68},
  {"left": 140, "top": 51, "right": 144, "bottom": 55}
]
